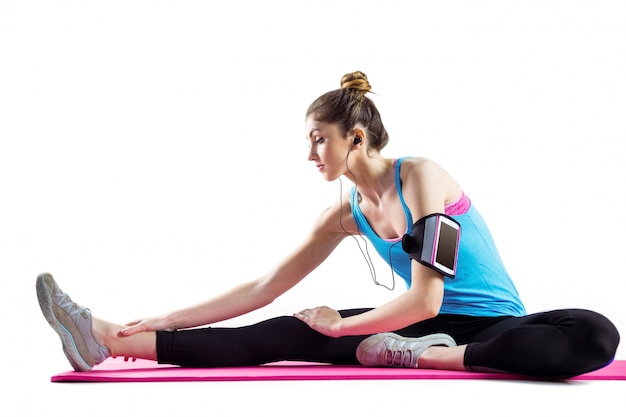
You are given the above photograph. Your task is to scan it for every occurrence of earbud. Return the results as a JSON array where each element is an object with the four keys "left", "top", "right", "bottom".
[{"left": 353, "top": 137, "right": 362, "bottom": 145}]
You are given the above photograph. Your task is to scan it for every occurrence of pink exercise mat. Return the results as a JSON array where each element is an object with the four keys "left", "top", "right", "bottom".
[{"left": 50, "top": 358, "right": 626, "bottom": 382}]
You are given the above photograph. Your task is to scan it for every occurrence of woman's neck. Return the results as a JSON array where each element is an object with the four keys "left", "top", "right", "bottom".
[{"left": 346, "top": 155, "right": 396, "bottom": 205}]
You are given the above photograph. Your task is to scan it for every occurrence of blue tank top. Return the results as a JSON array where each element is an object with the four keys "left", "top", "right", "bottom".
[{"left": 349, "top": 158, "right": 526, "bottom": 317}]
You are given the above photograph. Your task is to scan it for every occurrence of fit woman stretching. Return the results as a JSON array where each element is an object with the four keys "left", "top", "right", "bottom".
[{"left": 37, "top": 71, "right": 620, "bottom": 378}]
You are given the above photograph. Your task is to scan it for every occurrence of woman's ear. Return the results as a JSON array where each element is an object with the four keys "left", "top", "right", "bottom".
[{"left": 351, "top": 127, "right": 366, "bottom": 145}]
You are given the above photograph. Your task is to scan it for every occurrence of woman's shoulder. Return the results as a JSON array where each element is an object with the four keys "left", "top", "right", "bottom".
[
  {"left": 398, "top": 156, "right": 446, "bottom": 177},
  {"left": 397, "top": 156, "right": 463, "bottom": 205}
]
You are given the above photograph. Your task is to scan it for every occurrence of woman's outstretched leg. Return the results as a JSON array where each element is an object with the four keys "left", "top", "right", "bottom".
[
  {"left": 157, "top": 310, "right": 371, "bottom": 367},
  {"left": 37, "top": 273, "right": 371, "bottom": 370}
]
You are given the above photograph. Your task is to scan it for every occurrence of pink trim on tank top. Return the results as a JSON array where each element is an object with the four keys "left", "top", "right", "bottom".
[{"left": 445, "top": 192, "right": 471, "bottom": 215}]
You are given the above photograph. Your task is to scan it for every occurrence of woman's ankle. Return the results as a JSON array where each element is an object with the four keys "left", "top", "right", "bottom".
[
  {"left": 92, "top": 317, "right": 121, "bottom": 358},
  {"left": 418, "top": 345, "right": 467, "bottom": 370}
]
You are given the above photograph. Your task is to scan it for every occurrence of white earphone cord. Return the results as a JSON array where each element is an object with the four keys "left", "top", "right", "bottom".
[{"left": 338, "top": 146, "right": 397, "bottom": 291}]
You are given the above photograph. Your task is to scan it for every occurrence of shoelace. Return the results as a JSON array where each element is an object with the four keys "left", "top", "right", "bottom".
[
  {"left": 55, "top": 290, "right": 89, "bottom": 321},
  {"left": 384, "top": 348, "right": 414, "bottom": 367}
]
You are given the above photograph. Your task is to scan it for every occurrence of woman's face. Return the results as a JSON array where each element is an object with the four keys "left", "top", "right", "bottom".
[{"left": 305, "top": 115, "right": 352, "bottom": 182}]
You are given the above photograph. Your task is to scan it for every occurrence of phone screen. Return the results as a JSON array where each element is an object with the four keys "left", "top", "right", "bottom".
[{"left": 435, "top": 221, "right": 459, "bottom": 270}]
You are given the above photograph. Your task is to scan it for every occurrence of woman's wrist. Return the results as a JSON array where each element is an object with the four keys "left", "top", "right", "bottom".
[{"left": 163, "top": 311, "right": 184, "bottom": 331}]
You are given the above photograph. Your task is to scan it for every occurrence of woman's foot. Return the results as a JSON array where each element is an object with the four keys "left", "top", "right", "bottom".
[
  {"left": 36, "top": 273, "right": 110, "bottom": 371},
  {"left": 356, "top": 332, "right": 457, "bottom": 368}
]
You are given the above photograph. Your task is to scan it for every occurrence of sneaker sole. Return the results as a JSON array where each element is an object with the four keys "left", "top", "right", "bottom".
[{"left": 36, "top": 273, "right": 94, "bottom": 371}]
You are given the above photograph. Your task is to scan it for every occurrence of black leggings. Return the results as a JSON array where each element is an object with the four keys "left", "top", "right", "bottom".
[{"left": 156, "top": 308, "right": 620, "bottom": 379}]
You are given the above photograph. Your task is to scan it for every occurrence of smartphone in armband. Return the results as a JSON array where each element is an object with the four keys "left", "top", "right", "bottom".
[{"left": 402, "top": 213, "right": 461, "bottom": 278}]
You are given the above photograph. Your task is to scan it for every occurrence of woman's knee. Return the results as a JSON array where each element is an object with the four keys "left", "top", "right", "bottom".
[{"left": 570, "top": 309, "right": 620, "bottom": 365}]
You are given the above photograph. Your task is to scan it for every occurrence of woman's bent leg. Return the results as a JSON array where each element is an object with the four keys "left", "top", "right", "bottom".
[
  {"left": 157, "top": 309, "right": 372, "bottom": 367},
  {"left": 464, "top": 309, "right": 620, "bottom": 378}
]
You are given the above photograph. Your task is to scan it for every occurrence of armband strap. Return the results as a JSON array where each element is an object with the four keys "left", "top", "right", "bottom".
[{"left": 401, "top": 213, "right": 461, "bottom": 278}]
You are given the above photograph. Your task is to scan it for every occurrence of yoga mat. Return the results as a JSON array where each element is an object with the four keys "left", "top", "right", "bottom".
[{"left": 50, "top": 358, "right": 626, "bottom": 382}]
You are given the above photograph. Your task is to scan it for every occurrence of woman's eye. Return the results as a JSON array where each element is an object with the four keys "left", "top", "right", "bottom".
[{"left": 314, "top": 137, "right": 324, "bottom": 145}]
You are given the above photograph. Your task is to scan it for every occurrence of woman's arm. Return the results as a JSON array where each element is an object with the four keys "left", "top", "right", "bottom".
[
  {"left": 296, "top": 158, "right": 461, "bottom": 337},
  {"left": 121, "top": 202, "right": 347, "bottom": 336}
]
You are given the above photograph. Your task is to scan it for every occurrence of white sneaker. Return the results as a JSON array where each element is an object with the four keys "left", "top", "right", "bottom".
[
  {"left": 36, "top": 273, "right": 110, "bottom": 371},
  {"left": 357, "top": 332, "right": 457, "bottom": 368}
]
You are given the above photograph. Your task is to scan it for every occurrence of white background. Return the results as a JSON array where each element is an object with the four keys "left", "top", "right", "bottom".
[{"left": 2, "top": 1, "right": 625, "bottom": 415}]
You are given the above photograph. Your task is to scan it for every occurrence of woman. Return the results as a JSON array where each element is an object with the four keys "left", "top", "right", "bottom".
[{"left": 37, "top": 71, "right": 620, "bottom": 379}]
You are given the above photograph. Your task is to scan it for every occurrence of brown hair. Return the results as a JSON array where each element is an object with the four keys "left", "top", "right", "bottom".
[{"left": 305, "top": 71, "right": 389, "bottom": 152}]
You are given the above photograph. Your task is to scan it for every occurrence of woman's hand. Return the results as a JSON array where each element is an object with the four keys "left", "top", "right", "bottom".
[
  {"left": 119, "top": 315, "right": 174, "bottom": 337},
  {"left": 294, "top": 306, "right": 343, "bottom": 338}
]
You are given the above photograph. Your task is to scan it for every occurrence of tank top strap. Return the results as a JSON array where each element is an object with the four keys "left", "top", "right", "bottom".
[{"left": 394, "top": 158, "right": 414, "bottom": 229}]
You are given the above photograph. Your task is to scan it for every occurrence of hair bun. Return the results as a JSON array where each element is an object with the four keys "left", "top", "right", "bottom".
[{"left": 340, "top": 71, "right": 371, "bottom": 94}]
